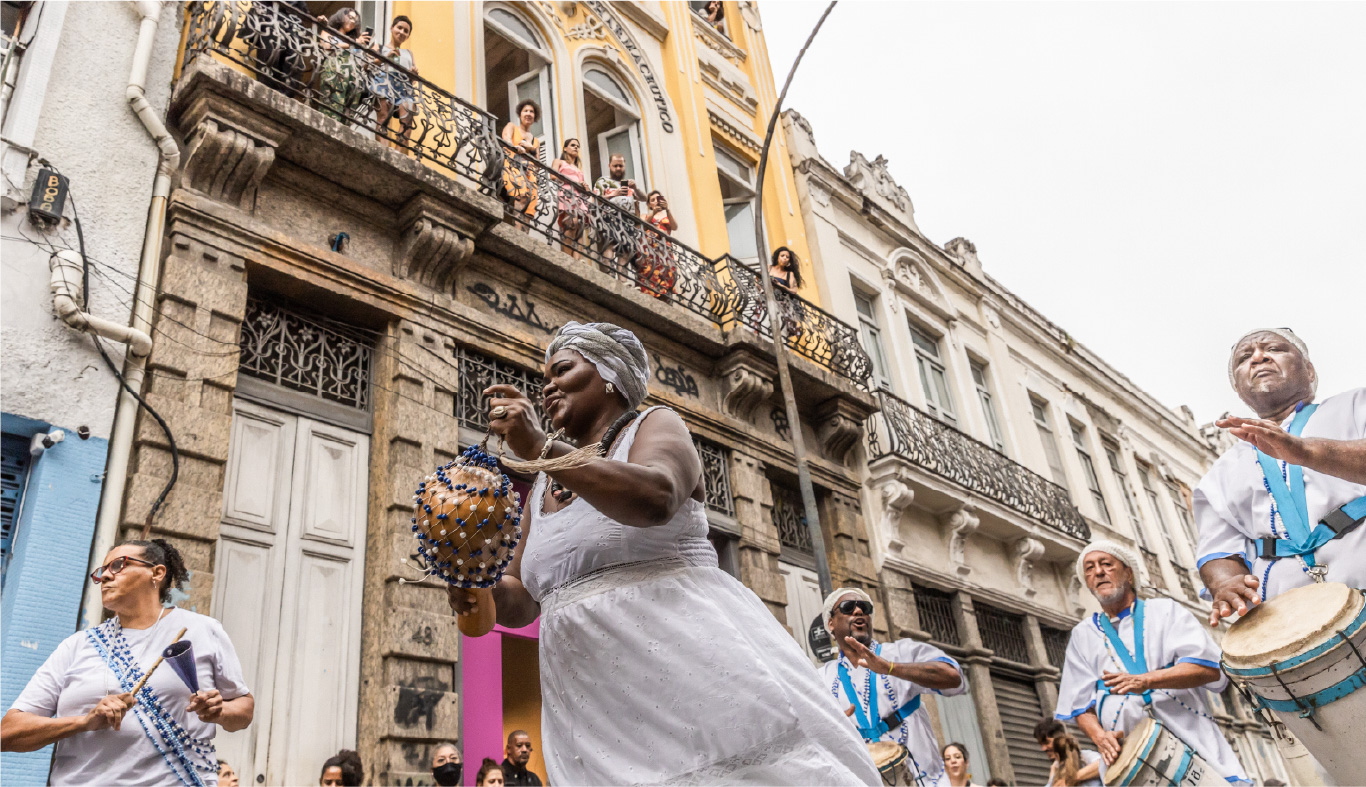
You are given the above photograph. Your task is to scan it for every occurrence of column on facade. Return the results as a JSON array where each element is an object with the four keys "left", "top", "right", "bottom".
[
  {"left": 953, "top": 593, "right": 1014, "bottom": 783},
  {"left": 728, "top": 446, "right": 788, "bottom": 621},
  {"left": 1022, "top": 614, "right": 1060, "bottom": 716}
]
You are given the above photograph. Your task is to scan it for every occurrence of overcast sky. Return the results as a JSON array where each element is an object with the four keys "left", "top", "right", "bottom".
[{"left": 760, "top": 1, "right": 1363, "bottom": 425}]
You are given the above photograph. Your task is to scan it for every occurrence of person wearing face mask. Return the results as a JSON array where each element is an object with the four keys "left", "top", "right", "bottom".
[
  {"left": 1054, "top": 543, "right": 1249, "bottom": 783},
  {"left": 817, "top": 588, "right": 965, "bottom": 787},
  {"left": 430, "top": 741, "right": 463, "bottom": 786},
  {"left": 1196, "top": 328, "right": 1365, "bottom": 626}
]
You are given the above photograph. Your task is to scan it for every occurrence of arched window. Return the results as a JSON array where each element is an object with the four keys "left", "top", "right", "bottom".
[
  {"left": 484, "top": 5, "right": 555, "bottom": 160},
  {"left": 582, "top": 66, "right": 644, "bottom": 187}
]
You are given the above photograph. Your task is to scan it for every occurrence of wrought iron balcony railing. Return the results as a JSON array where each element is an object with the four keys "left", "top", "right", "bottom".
[
  {"left": 716, "top": 255, "right": 874, "bottom": 389},
  {"left": 868, "top": 391, "right": 1090, "bottom": 540},
  {"left": 183, "top": 1, "right": 502, "bottom": 184}
]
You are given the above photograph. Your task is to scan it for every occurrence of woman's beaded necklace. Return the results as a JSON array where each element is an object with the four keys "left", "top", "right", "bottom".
[
  {"left": 547, "top": 410, "right": 639, "bottom": 504},
  {"left": 87, "top": 616, "right": 216, "bottom": 787}
]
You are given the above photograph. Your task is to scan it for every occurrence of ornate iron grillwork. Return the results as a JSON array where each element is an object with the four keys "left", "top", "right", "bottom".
[
  {"left": 913, "top": 585, "right": 960, "bottom": 647},
  {"left": 182, "top": 1, "right": 501, "bottom": 184},
  {"left": 770, "top": 479, "right": 812, "bottom": 553},
  {"left": 1141, "top": 548, "right": 1166, "bottom": 590},
  {"left": 453, "top": 346, "right": 548, "bottom": 433},
  {"left": 498, "top": 145, "right": 729, "bottom": 325},
  {"left": 717, "top": 255, "right": 873, "bottom": 390},
  {"left": 868, "top": 391, "right": 1090, "bottom": 540},
  {"left": 977, "top": 604, "right": 1030, "bottom": 664},
  {"left": 1172, "top": 561, "right": 1196, "bottom": 599},
  {"left": 239, "top": 297, "right": 372, "bottom": 409},
  {"left": 693, "top": 437, "right": 735, "bottom": 518},
  {"left": 1042, "top": 625, "right": 1071, "bottom": 670}
]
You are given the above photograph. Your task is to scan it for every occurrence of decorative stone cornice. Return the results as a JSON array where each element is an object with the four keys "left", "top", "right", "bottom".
[
  {"left": 707, "top": 103, "right": 762, "bottom": 152},
  {"left": 396, "top": 194, "right": 482, "bottom": 295},
  {"left": 693, "top": 11, "right": 747, "bottom": 63},
  {"left": 845, "top": 151, "right": 916, "bottom": 230},
  {"left": 179, "top": 94, "right": 289, "bottom": 211}
]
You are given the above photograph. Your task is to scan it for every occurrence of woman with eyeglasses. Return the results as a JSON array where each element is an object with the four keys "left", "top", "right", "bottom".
[{"left": 1, "top": 539, "right": 253, "bottom": 786}]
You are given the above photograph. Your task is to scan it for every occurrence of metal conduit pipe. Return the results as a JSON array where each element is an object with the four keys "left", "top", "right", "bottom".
[
  {"left": 50, "top": 249, "right": 153, "bottom": 357},
  {"left": 81, "top": 0, "right": 179, "bottom": 627}
]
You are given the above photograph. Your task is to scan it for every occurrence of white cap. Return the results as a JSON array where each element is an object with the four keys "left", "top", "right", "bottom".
[
  {"left": 1075, "top": 540, "right": 1145, "bottom": 590},
  {"left": 822, "top": 587, "right": 874, "bottom": 628}
]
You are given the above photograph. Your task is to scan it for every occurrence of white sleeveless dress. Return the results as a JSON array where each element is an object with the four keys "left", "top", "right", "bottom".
[{"left": 520, "top": 407, "right": 880, "bottom": 786}]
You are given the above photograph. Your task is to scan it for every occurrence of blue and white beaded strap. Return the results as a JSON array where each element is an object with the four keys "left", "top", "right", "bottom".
[
  {"left": 1257, "top": 455, "right": 1313, "bottom": 600},
  {"left": 87, "top": 621, "right": 216, "bottom": 787},
  {"left": 1092, "top": 618, "right": 1136, "bottom": 730}
]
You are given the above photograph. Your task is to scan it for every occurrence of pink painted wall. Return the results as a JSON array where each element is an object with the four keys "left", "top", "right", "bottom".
[{"left": 461, "top": 620, "right": 539, "bottom": 786}]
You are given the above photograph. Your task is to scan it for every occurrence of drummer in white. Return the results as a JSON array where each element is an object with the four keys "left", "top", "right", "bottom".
[
  {"left": 1195, "top": 328, "right": 1366, "bottom": 627},
  {"left": 818, "top": 588, "right": 966, "bottom": 787},
  {"left": 1054, "top": 541, "right": 1249, "bottom": 784}
]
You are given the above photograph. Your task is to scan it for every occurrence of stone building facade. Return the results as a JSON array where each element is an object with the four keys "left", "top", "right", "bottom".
[{"left": 782, "top": 109, "right": 1293, "bottom": 784}]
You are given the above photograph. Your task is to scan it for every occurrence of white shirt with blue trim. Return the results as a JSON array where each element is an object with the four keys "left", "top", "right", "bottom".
[
  {"left": 1053, "top": 597, "right": 1248, "bottom": 783},
  {"left": 818, "top": 638, "right": 966, "bottom": 787},
  {"left": 1194, "top": 387, "right": 1366, "bottom": 600}
]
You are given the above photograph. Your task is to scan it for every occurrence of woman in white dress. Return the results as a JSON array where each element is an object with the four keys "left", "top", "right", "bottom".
[{"left": 450, "top": 321, "right": 878, "bottom": 786}]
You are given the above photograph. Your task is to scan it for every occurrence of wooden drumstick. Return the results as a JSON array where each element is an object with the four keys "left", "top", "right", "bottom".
[
  {"left": 457, "top": 588, "right": 497, "bottom": 637},
  {"left": 129, "top": 627, "right": 189, "bottom": 698}
]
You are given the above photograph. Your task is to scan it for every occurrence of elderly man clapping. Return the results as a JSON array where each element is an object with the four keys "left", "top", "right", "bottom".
[{"left": 1053, "top": 541, "right": 1248, "bottom": 783}]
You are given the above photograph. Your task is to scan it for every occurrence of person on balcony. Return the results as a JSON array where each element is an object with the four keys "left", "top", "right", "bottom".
[
  {"left": 819, "top": 587, "right": 966, "bottom": 787},
  {"left": 245, "top": 1, "right": 318, "bottom": 99},
  {"left": 1195, "top": 329, "right": 1365, "bottom": 626},
  {"left": 317, "top": 8, "right": 371, "bottom": 123},
  {"left": 552, "top": 138, "right": 589, "bottom": 255},
  {"left": 1054, "top": 541, "right": 1249, "bottom": 783},
  {"left": 592, "top": 154, "right": 645, "bottom": 270},
  {"left": 704, "top": 0, "right": 727, "bottom": 36},
  {"left": 638, "top": 190, "right": 678, "bottom": 299},
  {"left": 501, "top": 99, "right": 543, "bottom": 227},
  {"left": 451, "top": 321, "right": 879, "bottom": 785},
  {"left": 768, "top": 246, "right": 805, "bottom": 339},
  {"left": 371, "top": 16, "right": 418, "bottom": 151}
]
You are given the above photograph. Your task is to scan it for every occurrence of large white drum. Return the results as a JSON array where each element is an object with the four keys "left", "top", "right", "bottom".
[
  {"left": 1222, "top": 581, "right": 1366, "bottom": 786},
  {"left": 1103, "top": 717, "right": 1224, "bottom": 786}
]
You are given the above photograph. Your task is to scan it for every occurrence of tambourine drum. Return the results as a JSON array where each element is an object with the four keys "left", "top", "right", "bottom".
[
  {"left": 1222, "top": 581, "right": 1366, "bottom": 786},
  {"left": 866, "top": 741, "right": 910, "bottom": 786},
  {"left": 1103, "top": 717, "right": 1222, "bottom": 786}
]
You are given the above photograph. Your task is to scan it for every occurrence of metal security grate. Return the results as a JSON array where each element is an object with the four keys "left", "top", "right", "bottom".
[
  {"left": 1, "top": 433, "right": 32, "bottom": 586},
  {"left": 770, "top": 479, "right": 812, "bottom": 553},
  {"left": 977, "top": 604, "right": 1030, "bottom": 664},
  {"left": 693, "top": 437, "right": 734, "bottom": 517},
  {"left": 1042, "top": 625, "right": 1071, "bottom": 670},
  {"left": 238, "top": 297, "right": 373, "bottom": 410},
  {"left": 913, "top": 585, "right": 960, "bottom": 647},
  {"left": 453, "top": 346, "right": 546, "bottom": 433},
  {"left": 994, "top": 672, "right": 1054, "bottom": 785}
]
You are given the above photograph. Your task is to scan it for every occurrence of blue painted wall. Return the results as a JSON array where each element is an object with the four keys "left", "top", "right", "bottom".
[{"left": 0, "top": 414, "right": 107, "bottom": 786}]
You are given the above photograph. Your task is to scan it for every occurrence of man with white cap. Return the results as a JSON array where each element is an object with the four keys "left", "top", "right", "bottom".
[
  {"left": 816, "top": 587, "right": 965, "bottom": 787},
  {"left": 1196, "top": 328, "right": 1365, "bottom": 627},
  {"left": 1055, "top": 541, "right": 1249, "bottom": 783}
]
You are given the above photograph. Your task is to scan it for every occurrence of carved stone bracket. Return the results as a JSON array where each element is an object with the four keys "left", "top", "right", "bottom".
[
  {"left": 814, "top": 396, "right": 867, "bottom": 466},
  {"left": 875, "top": 478, "right": 914, "bottom": 556},
  {"left": 396, "top": 194, "right": 482, "bottom": 295},
  {"left": 1012, "top": 537, "right": 1046, "bottom": 598},
  {"left": 178, "top": 94, "right": 290, "bottom": 211},
  {"left": 717, "top": 351, "right": 774, "bottom": 421},
  {"left": 939, "top": 506, "right": 980, "bottom": 576},
  {"left": 1067, "top": 573, "right": 1086, "bottom": 617}
]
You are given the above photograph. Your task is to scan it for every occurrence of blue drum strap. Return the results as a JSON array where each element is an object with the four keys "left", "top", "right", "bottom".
[
  {"left": 1097, "top": 600, "right": 1152, "bottom": 706},
  {"left": 838, "top": 644, "right": 883, "bottom": 740},
  {"left": 1254, "top": 403, "right": 1334, "bottom": 566}
]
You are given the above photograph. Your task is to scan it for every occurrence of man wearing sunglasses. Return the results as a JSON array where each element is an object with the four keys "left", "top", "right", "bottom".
[{"left": 817, "top": 588, "right": 965, "bottom": 787}]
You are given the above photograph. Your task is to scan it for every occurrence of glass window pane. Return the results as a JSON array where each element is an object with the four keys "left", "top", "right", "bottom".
[
  {"left": 715, "top": 146, "right": 752, "bottom": 183},
  {"left": 917, "top": 359, "right": 936, "bottom": 413},
  {"left": 854, "top": 293, "right": 874, "bottom": 318},
  {"left": 515, "top": 74, "right": 546, "bottom": 138},
  {"left": 604, "top": 127, "right": 637, "bottom": 181},
  {"left": 909, "top": 325, "right": 939, "bottom": 357},
  {"left": 931, "top": 367, "right": 956, "bottom": 420},
  {"left": 724, "top": 201, "right": 757, "bottom": 260},
  {"left": 585, "top": 67, "right": 634, "bottom": 109},
  {"left": 1031, "top": 399, "right": 1048, "bottom": 424},
  {"left": 489, "top": 9, "right": 541, "bottom": 49},
  {"left": 970, "top": 360, "right": 987, "bottom": 387},
  {"left": 861, "top": 323, "right": 889, "bottom": 384}
]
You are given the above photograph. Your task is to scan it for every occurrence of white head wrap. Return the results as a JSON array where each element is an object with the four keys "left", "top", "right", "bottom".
[
  {"left": 546, "top": 321, "right": 651, "bottom": 409},
  {"left": 1075, "top": 539, "right": 1144, "bottom": 592},
  {"left": 822, "top": 587, "right": 874, "bottom": 627},
  {"left": 1227, "top": 328, "right": 1315, "bottom": 395}
]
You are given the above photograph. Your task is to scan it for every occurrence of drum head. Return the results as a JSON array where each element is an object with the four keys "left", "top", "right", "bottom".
[
  {"left": 1223, "top": 582, "right": 1364, "bottom": 668},
  {"left": 867, "top": 741, "right": 907, "bottom": 771},
  {"left": 1104, "top": 716, "right": 1156, "bottom": 786}
]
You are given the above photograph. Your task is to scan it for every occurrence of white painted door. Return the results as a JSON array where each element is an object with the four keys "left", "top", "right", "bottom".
[
  {"left": 779, "top": 561, "right": 825, "bottom": 665},
  {"left": 213, "top": 400, "right": 370, "bottom": 787}
]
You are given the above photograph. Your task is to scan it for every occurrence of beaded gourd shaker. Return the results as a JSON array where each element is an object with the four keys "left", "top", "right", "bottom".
[{"left": 410, "top": 440, "right": 522, "bottom": 637}]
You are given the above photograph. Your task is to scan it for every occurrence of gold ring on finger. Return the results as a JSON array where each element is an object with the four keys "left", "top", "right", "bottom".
[{"left": 491, "top": 405, "right": 509, "bottom": 419}]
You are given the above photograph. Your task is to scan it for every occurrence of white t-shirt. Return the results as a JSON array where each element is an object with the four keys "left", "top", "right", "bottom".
[
  {"left": 1195, "top": 388, "right": 1366, "bottom": 599},
  {"left": 11, "top": 607, "right": 250, "bottom": 786}
]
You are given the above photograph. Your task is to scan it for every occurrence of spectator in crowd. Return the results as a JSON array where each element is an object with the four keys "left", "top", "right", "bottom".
[
  {"left": 1, "top": 540, "right": 254, "bottom": 784},
  {"left": 638, "top": 190, "right": 678, "bottom": 298},
  {"left": 501, "top": 100, "right": 544, "bottom": 224},
  {"left": 317, "top": 7, "right": 371, "bottom": 122},
  {"left": 704, "top": 0, "right": 726, "bottom": 35},
  {"left": 246, "top": 1, "right": 317, "bottom": 98},
  {"left": 431, "top": 740, "right": 463, "bottom": 786},
  {"left": 942, "top": 742, "right": 981, "bottom": 787},
  {"left": 1048, "top": 734, "right": 1087, "bottom": 787},
  {"left": 593, "top": 153, "right": 645, "bottom": 267},
  {"left": 552, "top": 138, "right": 589, "bottom": 256},
  {"left": 985, "top": 780, "right": 1008, "bottom": 787},
  {"left": 371, "top": 16, "right": 418, "bottom": 150},
  {"left": 219, "top": 759, "right": 240, "bottom": 787},
  {"left": 319, "top": 749, "right": 364, "bottom": 786},
  {"left": 818, "top": 587, "right": 965, "bottom": 787},
  {"left": 1034, "top": 719, "right": 1101, "bottom": 787},
  {"left": 476, "top": 758, "right": 505, "bottom": 787},
  {"left": 501, "top": 730, "right": 543, "bottom": 787}
]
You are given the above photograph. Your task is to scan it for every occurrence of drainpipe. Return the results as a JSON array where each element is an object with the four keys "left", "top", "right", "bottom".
[
  {"left": 81, "top": 0, "right": 179, "bottom": 628},
  {"left": 50, "top": 249, "right": 154, "bottom": 356}
]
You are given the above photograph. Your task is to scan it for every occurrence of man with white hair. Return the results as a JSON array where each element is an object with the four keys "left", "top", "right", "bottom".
[
  {"left": 1196, "top": 328, "right": 1365, "bottom": 627},
  {"left": 816, "top": 588, "right": 965, "bottom": 787},
  {"left": 1055, "top": 541, "right": 1248, "bottom": 783}
]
